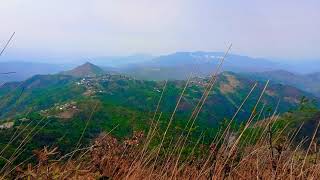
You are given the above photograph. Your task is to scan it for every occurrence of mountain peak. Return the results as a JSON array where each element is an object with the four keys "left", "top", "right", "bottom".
[
  {"left": 63, "top": 62, "right": 105, "bottom": 77},
  {"left": 82, "top": 62, "right": 95, "bottom": 66}
]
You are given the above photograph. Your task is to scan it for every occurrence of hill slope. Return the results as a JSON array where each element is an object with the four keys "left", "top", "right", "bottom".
[{"left": 243, "top": 70, "right": 320, "bottom": 97}]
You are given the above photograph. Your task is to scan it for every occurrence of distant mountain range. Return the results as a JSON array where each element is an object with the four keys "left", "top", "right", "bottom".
[
  {"left": 0, "top": 52, "right": 319, "bottom": 85},
  {"left": 152, "top": 52, "right": 276, "bottom": 70},
  {"left": 120, "top": 52, "right": 279, "bottom": 80}
]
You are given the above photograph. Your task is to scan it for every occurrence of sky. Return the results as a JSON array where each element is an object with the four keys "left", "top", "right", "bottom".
[{"left": 0, "top": 0, "right": 319, "bottom": 61}]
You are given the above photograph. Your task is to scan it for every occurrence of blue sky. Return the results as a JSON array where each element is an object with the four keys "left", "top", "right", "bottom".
[{"left": 0, "top": 0, "right": 319, "bottom": 61}]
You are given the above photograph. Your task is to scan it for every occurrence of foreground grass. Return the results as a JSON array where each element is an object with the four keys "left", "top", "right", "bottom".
[{"left": 4, "top": 117, "right": 320, "bottom": 180}]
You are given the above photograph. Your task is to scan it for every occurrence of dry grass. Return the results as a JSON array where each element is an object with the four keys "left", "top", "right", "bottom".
[{"left": 5, "top": 122, "right": 320, "bottom": 180}]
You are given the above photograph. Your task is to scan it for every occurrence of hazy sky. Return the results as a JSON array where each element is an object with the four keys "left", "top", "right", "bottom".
[{"left": 0, "top": 0, "right": 319, "bottom": 60}]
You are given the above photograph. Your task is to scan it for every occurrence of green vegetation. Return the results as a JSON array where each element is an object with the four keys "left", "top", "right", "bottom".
[{"left": 0, "top": 66, "right": 319, "bottom": 172}]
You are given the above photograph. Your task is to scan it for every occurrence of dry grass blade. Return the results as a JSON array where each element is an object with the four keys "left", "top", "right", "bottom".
[
  {"left": 0, "top": 116, "right": 48, "bottom": 173},
  {"left": 0, "top": 115, "right": 34, "bottom": 156},
  {"left": 1, "top": 118, "right": 52, "bottom": 178},
  {"left": 67, "top": 102, "right": 99, "bottom": 162},
  {"left": 126, "top": 77, "right": 191, "bottom": 178},
  {"left": 215, "top": 80, "right": 269, "bottom": 177},
  {"left": 0, "top": 32, "right": 15, "bottom": 57},
  {"left": 170, "top": 44, "right": 233, "bottom": 178},
  {"left": 0, "top": 72, "right": 16, "bottom": 75},
  {"left": 299, "top": 117, "right": 320, "bottom": 177}
]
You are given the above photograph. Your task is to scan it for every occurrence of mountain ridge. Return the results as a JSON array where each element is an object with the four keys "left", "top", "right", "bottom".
[{"left": 1, "top": 53, "right": 319, "bottom": 83}]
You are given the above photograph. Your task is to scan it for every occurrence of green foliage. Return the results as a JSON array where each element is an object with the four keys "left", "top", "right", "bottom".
[{"left": 0, "top": 73, "right": 318, "bottom": 167}]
